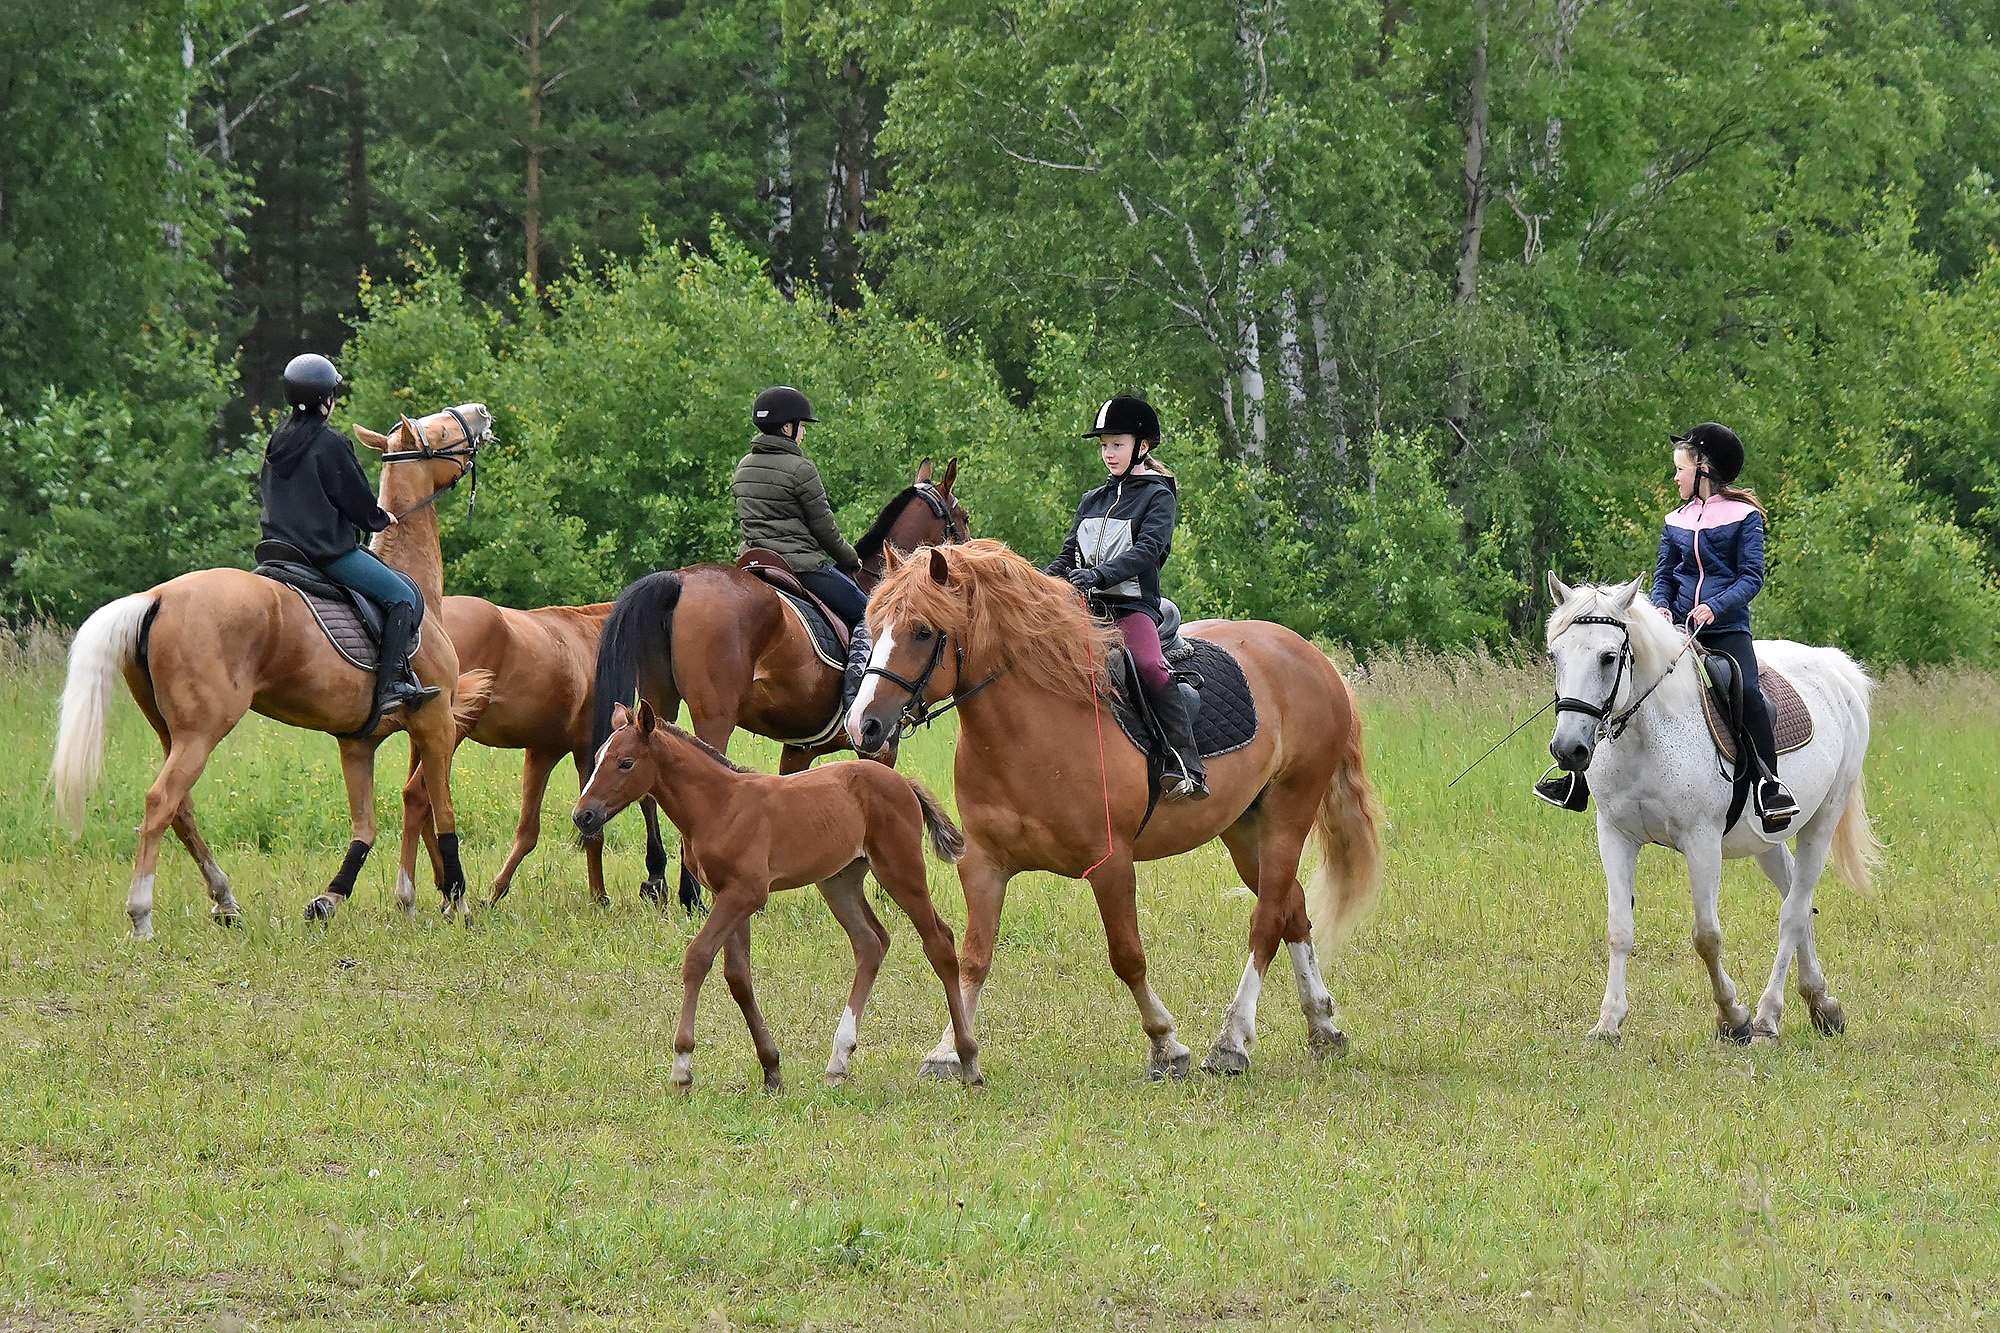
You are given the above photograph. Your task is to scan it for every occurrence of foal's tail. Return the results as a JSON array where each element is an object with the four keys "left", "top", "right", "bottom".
[
  {"left": 1305, "top": 671, "right": 1385, "bottom": 946},
  {"left": 51, "top": 592, "right": 157, "bottom": 836},
  {"left": 590, "top": 571, "right": 682, "bottom": 757},
  {"left": 907, "top": 779, "right": 965, "bottom": 863}
]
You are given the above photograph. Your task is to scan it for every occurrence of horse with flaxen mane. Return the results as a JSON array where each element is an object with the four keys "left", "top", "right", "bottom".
[
  {"left": 572, "top": 700, "right": 982, "bottom": 1091},
  {"left": 590, "top": 459, "right": 971, "bottom": 912},
  {"left": 847, "top": 539, "right": 1383, "bottom": 1079},
  {"left": 50, "top": 407, "right": 493, "bottom": 936}
]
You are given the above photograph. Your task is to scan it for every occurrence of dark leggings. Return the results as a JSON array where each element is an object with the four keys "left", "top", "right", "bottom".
[
  {"left": 798, "top": 565, "right": 868, "bottom": 630},
  {"left": 1698, "top": 628, "right": 1780, "bottom": 777},
  {"left": 1115, "top": 610, "right": 1172, "bottom": 695}
]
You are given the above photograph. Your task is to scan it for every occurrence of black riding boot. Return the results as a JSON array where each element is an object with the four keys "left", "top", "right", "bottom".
[
  {"left": 1746, "top": 693, "right": 1798, "bottom": 834},
  {"left": 841, "top": 621, "right": 872, "bottom": 717},
  {"left": 1149, "top": 681, "right": 1208, "bottom": 801},
  {"left": 1533, "top": 767, "right": 1591, "bottom": 812},
  {"left": 374, "top": 602, "right": 439, "bottom": 715}
]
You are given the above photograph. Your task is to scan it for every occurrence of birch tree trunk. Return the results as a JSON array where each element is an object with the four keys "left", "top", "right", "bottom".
[{"left": 1446, "top": 16, "right": 1490, "bottom": 448}]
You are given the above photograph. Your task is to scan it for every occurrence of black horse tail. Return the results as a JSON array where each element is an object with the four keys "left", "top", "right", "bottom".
[{"left": 590, "top": 571, "right": 682, "bottom": 757}]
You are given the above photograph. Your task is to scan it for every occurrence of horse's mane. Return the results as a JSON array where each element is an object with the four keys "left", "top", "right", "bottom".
[
  {"left": 1547, "top": 581, "right": 1699, "bottom": 710},
  {"left": 868, "top": 538, "right": 1122, "bottom": 706},
  {"left": 854, "top": 487, "right": 922, "bottom": 562}
]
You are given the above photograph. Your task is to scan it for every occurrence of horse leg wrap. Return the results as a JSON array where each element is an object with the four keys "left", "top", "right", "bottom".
[
  {"left": 436, "top": 832, "right": 466, "bottom": 902},
  {"left": 327, "top": 839, "right": 372, "bottom": 898}
]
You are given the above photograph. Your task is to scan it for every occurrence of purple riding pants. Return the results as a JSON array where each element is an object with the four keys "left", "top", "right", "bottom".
[{"left": 1116, "top": 611, "right": 1171, "bottom": 694}]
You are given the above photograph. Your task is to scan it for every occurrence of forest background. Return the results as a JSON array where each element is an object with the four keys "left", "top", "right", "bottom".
[{"left": 3, "top": 0, "right": 1998, "bottom": 664}]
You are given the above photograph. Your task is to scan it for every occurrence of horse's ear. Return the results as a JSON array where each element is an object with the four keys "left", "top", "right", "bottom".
[
  {"left": 928, "top": 546, "right": 950, "bottom": 584},
  {"left": 1616, "top": 575, "right": 1646, "bottom": 610},
  {"left": 939, "top": 458, "right": 958, "bottom": 493},
  {"left": 611, "top": 701, "right": 631, "bottom": 729},
  {"left": 636, "top": 699, "right": 657, "bottom": 734},
  {"left": 883, "top": 543, "right": 903, "bottom": 573},
  {"left": 915, "top": 457, "right": 934, "bottom": 483},
  {"left": 1546, "top": 571, "right": 1574, "bottom": 604},
  {"left": 398, "top": 414, "right": 422, "bottom": 448},
  {"left": 353, "top": 425, "right": 389, "bottom": 452}
]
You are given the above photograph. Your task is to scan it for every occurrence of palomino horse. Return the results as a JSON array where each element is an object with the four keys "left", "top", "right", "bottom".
[
  {"left": 571, "top": 701, "right": 982, "bottom": 1090},
  {"left": 50, "top": 407, "right": 492, "bottom": 936},
  {"left": 1543, "top": 574, "right": 1880, "bottom": 1043},
  {"left": 592, "top": 459, "right": 970, "bottom": 911},
  {"left": 846, "top": 540, "right": 1384, "bottom": 1079}
]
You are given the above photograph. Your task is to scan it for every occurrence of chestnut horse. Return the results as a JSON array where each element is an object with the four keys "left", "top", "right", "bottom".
[
  {"left": 571, "top": 700, "right": 982, "bottom": 1090},
  {"left": 846, "top": 540, "right": 1383, "bottom": 1079},
  {"left": 591, "top": 459, "right": 970, "bottom": 911},
  {"left": 50, "top": 407, "right": 492, "bottom": 936}
]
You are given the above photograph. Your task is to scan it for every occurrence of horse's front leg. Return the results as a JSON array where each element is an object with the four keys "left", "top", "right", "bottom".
[
  {"left": 672, "top": 884, "right": 764, "bottom": 1093},
  {"left": 306, "top": 738, "right": 382, "bottom": 924},
  {"left": 1685, "top": 840, "right": 1753, "bottom": 1041},
  {"left": 921, "top": 844, "right": 1011, "bottom": 1079},
  {"left": 1590, "top": 823, "right": 1643, "bottom": 1042},
  {"left": 1088, "top": 854, "right": 1191, "bottom": 1080},
  {"left": 407, "top": 706, "right": 469, "bottom": 917}
]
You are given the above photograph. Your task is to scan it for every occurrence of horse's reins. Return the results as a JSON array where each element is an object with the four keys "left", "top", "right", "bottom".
[{"left": 381, "top": 406, "right": 486, "bottom": 522}]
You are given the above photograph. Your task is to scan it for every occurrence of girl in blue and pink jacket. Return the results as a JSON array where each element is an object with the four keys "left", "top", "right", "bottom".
[{"left": 1651, "top": 423, "right": 1798, "bottom": 834}]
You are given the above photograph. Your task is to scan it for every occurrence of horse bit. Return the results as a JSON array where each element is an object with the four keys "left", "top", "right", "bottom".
[{"left": 381, "top": 405, "right": 489, "bottom": 522}]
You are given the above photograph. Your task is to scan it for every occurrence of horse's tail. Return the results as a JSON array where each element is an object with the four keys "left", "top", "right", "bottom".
[
  {"left": 451, "top": 669, "right": 497, "bottom": 742},
  {"left": 907, "top": 778, "right": 965, "bottom": 863},
  {"left": 1823, "top": 648, "right": 1883, "bottom": 893},
  {"left": 51, "top": 593, "right": 157, "bottom": 836},
  {"left": 590, "top": 571, "right": 681, "bottom": 757},
  {"left": 1305, "top": 671, "right": 1385, "bottom": 946}
]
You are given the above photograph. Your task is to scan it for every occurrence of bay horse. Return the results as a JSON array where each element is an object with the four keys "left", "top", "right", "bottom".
[
  {"left": 846, "top": 540, "right": 1384, "bottom": 1080},
  {"left": 50, "top": 406, "right": 492, "bottom": 936},
  {"left": 591, "top": 458, "right": 970, "bottom": 911},
  {"left": 1543, "top": 573, "right": 1880, "bottom": 1043},
  {"left": 571, "top": 700, "right": 982, "bottom": 1090}
]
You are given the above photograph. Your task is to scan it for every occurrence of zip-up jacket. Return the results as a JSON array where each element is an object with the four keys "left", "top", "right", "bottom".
[
  {"left": 1652, "top": 497, "right": 1766, "bottom": 634},
  {"left": 733, "top": 432, "right": 859, "bottom": 573},
  {"left": 1045, "top": 469, "right": 1178, "bottom": 621},
  {"left": 258, "top": 416, "right": 391, "bottom": 566}
]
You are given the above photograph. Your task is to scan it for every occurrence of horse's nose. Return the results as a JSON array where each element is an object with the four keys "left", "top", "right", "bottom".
[
  {"left": 572, "top": 807, "right": 600, "bottom": 835},
  {"left": 1551, "top": 737, "right": 1591, "bottom": 771},
  {"left": 857, "top": 714, "right": 885, "bottom": 754}
]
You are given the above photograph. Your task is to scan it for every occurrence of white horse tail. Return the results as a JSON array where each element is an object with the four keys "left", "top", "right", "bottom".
[
  {"left": 1307, "top": 670, "right": 1385, "bottom": 946},
  {"left": 51, "top": 593, "right": 157, "bottom": 836},
  {"left": 1831, "top": 776, "right": 1884, "bottom": 892}
]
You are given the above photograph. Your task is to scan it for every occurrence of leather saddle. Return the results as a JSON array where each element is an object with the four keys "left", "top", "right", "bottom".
[
  {"left": 1697, "top": 648, "right": 1815, "bottom": 766},
  {"left": 250, "top": 540, "right": 422, "bottom": 671},
  {"left": 736, "top": 548, "right": 852, "bottom": 655}
]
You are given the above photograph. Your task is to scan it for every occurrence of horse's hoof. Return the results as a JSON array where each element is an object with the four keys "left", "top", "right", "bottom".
[
  {"left": 670, "top": 1077, "right": 692, "bottom": 1097},
  {"left": 824, "top": 1072, "right": 849, "bottom": 1088},
  {"left": 1149, "top": 1050, "right": 1194, "bottom": 1081},
  {"left": 211, "top": 910, "right": 241, "bottom": 928},
  {"left": 762, "top": 1070, "right": 784, "bottom": 1094},
  {"left": 638, "top": 878, "right": 667, "bottom": 907},
  {"left": 303, "top": 895, "right": 339, "bottom": 924},
  {"left": 1717, "top": 1018, "right": 1756, "bottom": 1045},
  {"left": 919, "top": 1056, "right": 962, "bottom": 1081},
  {"left": 1201, "top": 1045, "right": 1251, "bottom": 1077},
  {"left": 961, "top": 1061, "right": 986, "bottom": 1089},
  {"left": 1585, "top": 1027, "right": 1622, "bottom": 1046},
  {"left": 1750, "top": 1024, "right": 1780, "bottom": 1046},
  {"left": 1308, "top": 1028, "right": 1350, "bottom": 1060},
  {"left": 129, "top": 915, "right": 155, "bottom": 941},
  {"left": 1809, "top": 997, "right": 1847, "bottom": 1036}
]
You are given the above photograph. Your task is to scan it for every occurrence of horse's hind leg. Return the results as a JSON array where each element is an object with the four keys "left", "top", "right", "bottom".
[
  {"left": 130, "top": 733, "right": 223, "bottom": 939},
  {"left": 570, "top": 749, "right": 609, "bottom": 907},
  {"left": 396, "top": 753, "right": 436, "bottom": 916},
  {"left": 1204, "top": 820, "right": 1312, "bottom": 1076},
  {"left": 134, "top": 694, "right": 239, "bottom": 925},
  {"left": 488, "top": 747, "right": 560, "bottom": 905},
  {"left": 818, "top": 862, "right": 889, "bottom": 1085},
  {"left": 306, "top": 738, "right": 383, "bottom": 924},
  {"left": 864, "top": 838, "right": 983, "bottom": 1087},
  {"left": 720, "top": 918, "right": 783, "bottom": 1092},
  {"left": 1752, "top": 810, "right": 1846, "bottom": 1040},
  {"left": 1685, "top": 842, "right": 1754, "bottom": 1041}
]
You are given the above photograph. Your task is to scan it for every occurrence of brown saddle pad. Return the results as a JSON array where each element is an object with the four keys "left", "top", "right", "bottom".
[
  {"left": 281, "top": 585, "right": 421, "bottom": 674},
  {"left": 736, "top": 548, "right": 851, "bottom": 654},
  {"left": 1702, "top": 665, "right": 1814, "bottom": 764}
]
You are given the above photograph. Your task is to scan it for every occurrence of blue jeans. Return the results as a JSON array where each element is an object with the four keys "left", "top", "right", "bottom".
[
  {"left": 322, "top": 547, "right": 421, "bottom": 610},
  {"left": 798, "top": 565, "right": 868, "bottom": 630}
]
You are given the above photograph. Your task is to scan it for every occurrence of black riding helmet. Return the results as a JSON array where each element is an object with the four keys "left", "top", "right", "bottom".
[
  {"left": 1083, "top": 395, "right": 1161, "bottom": 443},
  {"left": 1672, "top": 422, "right": 1744, "bottom": 487},
  {"left": 753, "top": 385, "right": 817, "bottom": 433},
  {"left": 283, "top": 353, "right": 342, "bottom": 409}
]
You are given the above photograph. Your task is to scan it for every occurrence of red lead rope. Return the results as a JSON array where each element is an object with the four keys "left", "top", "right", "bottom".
[{"left": 1078, "top": 593, "right": 1116, "bottom": 878}]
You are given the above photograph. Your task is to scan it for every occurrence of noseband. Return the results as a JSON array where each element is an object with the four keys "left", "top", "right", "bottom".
[
  {"left": 1553, "top": 612, "right": 1692, "bottom": 742},
  {"left": 860, "top": 627, "right": 999, "bottom": 742},
  {"left": 382, "top": 406, "right": 488, "bottom": 521}
]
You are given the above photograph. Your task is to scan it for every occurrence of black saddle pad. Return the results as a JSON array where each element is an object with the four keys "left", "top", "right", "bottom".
[
  {"left": 251, "top": 561, "right": 420, "bottom": 673},
  {"left": 1112, "top": 635, "right": 1258, "bottom": 760},
  {"left": 773, "top": 588, "right": 845, "bottom": 672}
]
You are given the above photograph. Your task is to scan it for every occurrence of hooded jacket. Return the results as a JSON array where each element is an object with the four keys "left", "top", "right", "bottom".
[
  {"left": 1652, "top": 496, "right": 1766, "bottom": 634},
  {"left": 258, "top": 415, "right": 390, "bottom": 565},
  {"left": 732, "top": 432, "right": 859, "bottom": 573},
  {"left": 1045, "top": 469, "right": 1178, "bottom": 621}
]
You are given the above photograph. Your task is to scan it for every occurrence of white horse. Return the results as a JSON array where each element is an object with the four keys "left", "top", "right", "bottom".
[{"left": 1543, "top": 573, "right": 1881, "bottom": 1043}]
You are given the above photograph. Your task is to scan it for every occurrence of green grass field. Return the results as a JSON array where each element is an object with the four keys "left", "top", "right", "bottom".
[{"left": 2, "top": 625, "right": 1996, "bottom": 1330}]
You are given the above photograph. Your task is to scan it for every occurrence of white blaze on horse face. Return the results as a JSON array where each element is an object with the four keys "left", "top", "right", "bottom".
[{"left": 845, "top": 622, "right": 900, "bottom": 738}]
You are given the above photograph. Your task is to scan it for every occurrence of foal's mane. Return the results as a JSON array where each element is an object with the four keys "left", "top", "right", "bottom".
[
  {"left": 869, "top": 538, "right": 1122, "bottom": 706},
  {"left": 633, "top": 717, "right": 754, "bottom": 774},
  {"left": 854, "top": 486, "right": 923, "bottom": 562}
]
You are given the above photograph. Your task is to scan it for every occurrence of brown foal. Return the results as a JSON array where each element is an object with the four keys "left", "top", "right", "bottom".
[
  {"left": 571, "top": 701, "right": 982, "bottom": 1091},
  {"left": 51, "top": 407, "right": 491, "bottom": 935}
]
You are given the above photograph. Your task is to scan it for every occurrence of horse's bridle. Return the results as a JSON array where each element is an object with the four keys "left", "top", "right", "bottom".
[
  {"left": 1553, "top": 613, "right": 1693, "bottom": 742},
  {"left": 860, "top": 626, "right": 999, "bottom": 742},
  {"left": 912, "top": 482, "right": 966, "bottom": 543},
  {"left": 382, "top": 406, "right": 488, "bottom": 522}
]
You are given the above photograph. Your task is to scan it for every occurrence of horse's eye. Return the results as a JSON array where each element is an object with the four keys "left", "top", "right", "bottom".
[
  {"left": 913, "top": 626, "right": 933, "bottom": 642},
  {"left": 1599, "top": 651, "right": 1617, "bottom": 667},
  {"left": 618, "top": 758, "right": 635, "bottom": 770}
]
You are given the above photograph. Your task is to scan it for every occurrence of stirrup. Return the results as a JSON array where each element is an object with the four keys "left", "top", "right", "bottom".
[
  {"left": 1533, "top": 765, "right": 1589, "bottom": 812},
  {"left": 1164, "top": 769, "right": 1210, "bottom": 802},
  {"left": 377, "top": 681, "right": 440, "bottom": 714},
  {"left": 1755, "top": 778, "right": 1798, "bottom": 834}
]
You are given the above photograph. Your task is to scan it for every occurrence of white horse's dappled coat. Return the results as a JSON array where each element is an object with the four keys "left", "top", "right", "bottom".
[{"left": 1544, "top": 574, "right": 1880, "bottom": 1042}]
